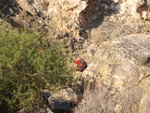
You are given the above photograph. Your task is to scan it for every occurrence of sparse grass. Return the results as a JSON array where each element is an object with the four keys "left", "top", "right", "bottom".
[
  {"left": 74, "top": 82, "right": 147, "bottom": 113},
  {"left": 74, "top": 79, "right": 116, "bottom": 113},
  {"left": 74, "top": 88, "right": 103, "bottom": 113}
]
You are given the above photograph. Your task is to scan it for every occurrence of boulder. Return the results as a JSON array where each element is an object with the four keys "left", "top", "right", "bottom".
[{"left": 44, "top": 88, "right": 77, "bottom": 113}]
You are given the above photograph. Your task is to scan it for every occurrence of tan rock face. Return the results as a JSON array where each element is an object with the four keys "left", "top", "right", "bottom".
[
  {"left": 5, "top": 0, "right": 150, "bottom": 112},
  {"left": 81, "top": 34, "right": 150, "bottom": 112},
  {"left": 85, "top": 34, "right": 150, "bottom": 86},
  {"left": 16, "top": 0, "right": 87, "bottom": 38},
  {"left": 15, "top": 0, "right": 150, "bottom": 37}
]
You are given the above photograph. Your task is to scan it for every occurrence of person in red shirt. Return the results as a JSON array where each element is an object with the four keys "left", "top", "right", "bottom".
[{"left": 75, "top": 56, "right": 87, "bottom": 72}]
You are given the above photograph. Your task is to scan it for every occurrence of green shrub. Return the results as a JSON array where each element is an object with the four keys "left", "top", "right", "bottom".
[{"left": 0, "top": 22, "right": 72, "bottom": 112}]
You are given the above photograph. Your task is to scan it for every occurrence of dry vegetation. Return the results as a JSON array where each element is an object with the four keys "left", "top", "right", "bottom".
[{"left": 74, "top": 81, "right": 147, "bottom": 113}]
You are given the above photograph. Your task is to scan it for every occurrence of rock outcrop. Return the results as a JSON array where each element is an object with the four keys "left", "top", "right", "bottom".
[
  {"left": 1, "top": 0, "right": 150, "bottom": 113},
  {"left": 43, "top": 88, "right": 77, "bottom": 113},
  {"left": 75, "top": 34, "right": 150, "bottom": 113},
  {"left": 15, "top": 0, "right": 87, "bottom": 38}
]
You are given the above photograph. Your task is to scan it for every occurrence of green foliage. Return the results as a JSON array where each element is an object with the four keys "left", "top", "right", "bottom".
[{"left": 0, "top": 22, "right": 72, "bottom": 112}]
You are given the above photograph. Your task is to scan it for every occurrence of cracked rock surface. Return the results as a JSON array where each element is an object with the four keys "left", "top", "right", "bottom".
[{"left": 1, "top": 0, "right": 150, "bottom": 112}]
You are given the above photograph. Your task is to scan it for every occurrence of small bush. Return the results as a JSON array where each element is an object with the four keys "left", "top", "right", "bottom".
[{"left": 0, "top": 21, "right": 72, "bottom": 112}]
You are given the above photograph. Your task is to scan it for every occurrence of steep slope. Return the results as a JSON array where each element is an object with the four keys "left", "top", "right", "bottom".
[
  {"left": 1, "top": 0, "right": 150, "bottom": 113},
  {"left": 78, "top": 34, "right": 150, "bottom": 113}
]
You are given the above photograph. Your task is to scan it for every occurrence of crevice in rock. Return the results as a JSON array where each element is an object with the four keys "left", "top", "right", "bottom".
[
  {"left": 144, "top": 57, "right": 150, "bottom": 65},
  {"left": 137, "top": 0, "right": 149, "bottom": 20},
  {"left": 78, "top": 0, "right": 120, "bottom": 31}
]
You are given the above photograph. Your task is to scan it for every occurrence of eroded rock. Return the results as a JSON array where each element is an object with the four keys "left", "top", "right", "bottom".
[
  {"left": 42, "top": 88, "right": 77, "bottom": 113},
  {"left": 1, "top": 0, "right": 150, "bottom": 112},
  {"left": 79, "top": 34, "right": 150, "bottom": 113}
]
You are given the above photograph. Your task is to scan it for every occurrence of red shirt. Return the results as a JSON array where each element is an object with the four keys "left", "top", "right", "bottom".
[{"left": 75, "top": 60, "right": 80, "bottom": 65}]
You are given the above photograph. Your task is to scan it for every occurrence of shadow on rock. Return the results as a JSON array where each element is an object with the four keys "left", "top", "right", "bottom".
[
  {"left": 48, "top": 98, "right": 76, "bottom": 113},
  {"left": 79, "top": 0, "right": 120, "bottom": 37}
]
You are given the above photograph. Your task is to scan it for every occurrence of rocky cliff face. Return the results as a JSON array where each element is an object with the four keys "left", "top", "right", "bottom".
[
  {"left": 15, "top": 0, "right": 150, "bottom": 31},
  {"left": 79, "top": 34, "right": 150, "bottom": 113},
  {"left": 16, "top": 0, "right": 87, "bottom": 38},
  {"left": 1, "top": 0, "right": 150, "bottom": 113}
]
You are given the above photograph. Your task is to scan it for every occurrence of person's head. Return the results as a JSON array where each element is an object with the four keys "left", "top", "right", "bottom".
[{"left": 77, "top": 56, "right": 81, "bottom": 60}]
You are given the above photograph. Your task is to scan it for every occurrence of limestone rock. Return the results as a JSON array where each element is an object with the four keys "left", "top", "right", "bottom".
[
  {"left": 51, "top": 88, "right": 77, "bottom": 103},
  {"left": 16, "top": 0, "right": 87, "bottom": 38},
  {"left": 1, "top": 0, "right": 150, "bottom": 112},
  {"left": 13, "top": 0, "right": 149, "bottom": 39},
  {"left": 139, "top": 92, "right": 150, "bottom": 113},
  {"left": 46, "top": 88, "right": 77, "bottom": 113},
  {"left": 79, "top": 34, "right": 150, "bottom": 113}
]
